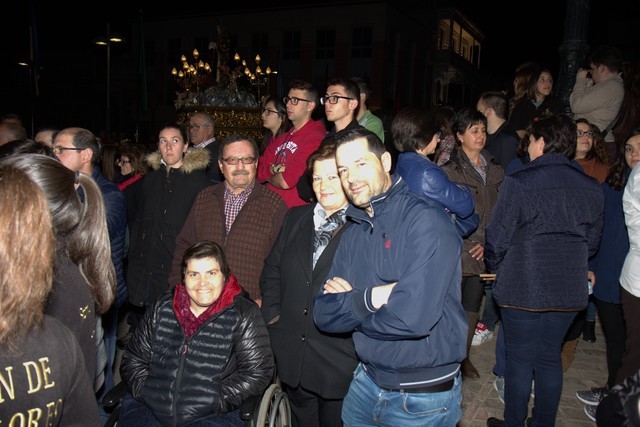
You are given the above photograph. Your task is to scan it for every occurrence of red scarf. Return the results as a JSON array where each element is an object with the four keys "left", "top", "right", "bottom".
[
  {"left": 117, "top": 173, "right": 143, "bottom": 191},
  {"left": 173, "top": 273, "right": 242, "bottom": 339}
]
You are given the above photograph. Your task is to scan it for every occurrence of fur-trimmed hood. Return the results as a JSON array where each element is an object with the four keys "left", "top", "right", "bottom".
[{"left": 146, "top": 147, "right": 210, "bottom": 173}]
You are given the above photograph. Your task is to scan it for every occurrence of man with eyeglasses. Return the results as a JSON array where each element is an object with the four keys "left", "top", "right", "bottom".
[
  {"left": 258, "top": 80, "right": 326, "bottom": 207},
  {"left": 297, "top": 77, "right": 364, "bottom": 202},
  {"left": 170, "top": 134, "right": 287, "bottom": 306},
  {"left": 52, "top": 127, "right": 127, "bottom": 413},
  {"left": 189, "top": 112, "right": 223, "bottom": 182}
]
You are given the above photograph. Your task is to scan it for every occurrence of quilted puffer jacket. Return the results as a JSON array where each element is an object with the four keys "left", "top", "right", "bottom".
[{"left": 121, "top": 287, "right": 274, "bottom": 426}]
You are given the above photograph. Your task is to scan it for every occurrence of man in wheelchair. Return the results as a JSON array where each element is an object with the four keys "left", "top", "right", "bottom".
[{"left": 118, "top": 241, "right": 274, "bottom": 426}]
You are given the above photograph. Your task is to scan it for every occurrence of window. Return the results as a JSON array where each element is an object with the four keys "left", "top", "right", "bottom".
[
  {"left": 316, "top": 29, "right": 335, "bottom": 60},
  {"left": 438, "top": 21, "right": 451, "bottom": 50},
  {"left": 283, "top": 31, "right": 301, "bottom": 60},
  {"left": 167, "top": 38, "right": 181, "bottom": 66},
  {"left": 352, "top": 27, "right": 372, "bottom": 58},
  {"left": 251, "top": 32, "right": 269, "bottom": 54}
]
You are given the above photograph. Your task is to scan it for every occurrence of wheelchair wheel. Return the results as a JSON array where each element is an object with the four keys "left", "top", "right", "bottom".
[{"left": 255, "top": 383, "right": 291, "bottom": 427}]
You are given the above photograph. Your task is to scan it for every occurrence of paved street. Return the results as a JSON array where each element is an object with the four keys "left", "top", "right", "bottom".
[{"left": 460, "top": 319, "right": 607, "bottom": 426}]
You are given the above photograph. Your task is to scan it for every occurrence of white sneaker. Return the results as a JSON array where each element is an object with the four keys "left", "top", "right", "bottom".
[
  {"left": 472, "top": 322, "right": 494, "bottom": 346},
  {"left": 584, "top": 404, "right": 597, "bottom": 421}
]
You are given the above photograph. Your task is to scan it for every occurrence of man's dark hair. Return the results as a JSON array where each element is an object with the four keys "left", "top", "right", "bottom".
[
  {"left": 479, "top": 91, "right": 509, "bottom": 120},
  {"left": 71, "top": 128, "right": 101, "bottom": 165},
  {"left": 334, "top": 128, "right": 386, "bottom": 159},
  {"left": 218, "top": 134, "right": 259, "bottom": 159},
  {"left": 290, "top": 80, "right": 319, "bottom": 104},
  {"left": 326, "top": 78, "right": 361, "bottom": 105},
  {"left": 350, "top": 76, "right": 371, "bottom": 100},
  {"left": 589, "top": 45, "right": 624, "bottom": 73}
]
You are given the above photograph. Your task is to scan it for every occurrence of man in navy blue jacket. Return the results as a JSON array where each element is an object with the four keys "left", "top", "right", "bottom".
[{"left": 313, "top": 128, "right": 466, "bottom": 426}]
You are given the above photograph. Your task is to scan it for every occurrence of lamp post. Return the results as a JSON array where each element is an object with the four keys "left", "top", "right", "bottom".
[{"left": 96, "top": 23, "right": 123, "bottom": 132}]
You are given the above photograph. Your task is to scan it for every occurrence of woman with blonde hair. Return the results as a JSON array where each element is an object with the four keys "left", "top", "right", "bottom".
[{"left": 0, "top": 163, "right": 100, "bottom": 424}]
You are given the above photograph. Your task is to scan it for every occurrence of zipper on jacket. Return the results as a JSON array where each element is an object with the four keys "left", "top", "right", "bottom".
[{"left": 172, "top": 341, "right": 188, "bottom": 426}]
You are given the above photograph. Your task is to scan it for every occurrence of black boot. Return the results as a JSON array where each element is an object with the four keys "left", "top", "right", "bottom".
[{"left": 582, "top": 320, "right": 596, "bottom": 343}]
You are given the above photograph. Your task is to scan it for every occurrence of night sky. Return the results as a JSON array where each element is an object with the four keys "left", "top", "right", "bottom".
[{"left": 1, "top": 0, "right": 636, "bottom": 123}]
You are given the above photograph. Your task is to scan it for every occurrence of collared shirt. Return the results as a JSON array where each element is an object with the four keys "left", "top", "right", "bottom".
[
  {"left": 195, "top": 137, "right": 216, "bottom": 149},
  {"left": 469, "top": 154, "right": 488, "bottom": 184},
  {"left": 223, "top": 180, "right": 255, "bottom": 234}
]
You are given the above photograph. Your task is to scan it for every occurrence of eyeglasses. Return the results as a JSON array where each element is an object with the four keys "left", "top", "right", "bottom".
[
  {"left": 52, "top": 146, "right": 84, "bottom": 155},
  {"left": 189, "top": 124, "right": 211, "bottom": 130},
  {"left": 222, "top": 156, "right": 257, "bottom": 165},
  {"left": 117, "top": 159, "right": 131, "bottom": 166},
  {"left": 283, "top": 96, "right": 312, "bottom": 106},
  {"left": 262, "top": 108, "right": 279, "bottom": 116},
  {"left": 320, "top": 95, "right": 354, "bottom": 105},
  {"left": 577, "top": 130, "right": 595, "bottom": 138}
]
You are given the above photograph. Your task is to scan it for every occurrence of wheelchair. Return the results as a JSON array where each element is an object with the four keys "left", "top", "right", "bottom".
[{"left": 103, "top": 379, "right": 291, "bottom": 426}]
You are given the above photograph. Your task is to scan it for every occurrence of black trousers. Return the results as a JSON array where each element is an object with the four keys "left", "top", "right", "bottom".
[
  {"left": 594, "top": 296, "right": 626, "bottom": 388},
  {"left": 282, "top": 383, "right": 344, "bottom": 427},
  {"left": 617, "top": 288, "right": 640, "bottom": 384},
  {"left": 461, "top": 275, "right": 485, "bottom": 313}
]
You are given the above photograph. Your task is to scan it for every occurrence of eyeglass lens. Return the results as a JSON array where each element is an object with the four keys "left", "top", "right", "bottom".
[{"left": 224, "top": 156, "right": 256, "bottom": 165}]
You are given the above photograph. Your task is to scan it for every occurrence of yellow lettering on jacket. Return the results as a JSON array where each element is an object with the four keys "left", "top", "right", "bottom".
[
  {"left": 23, "top": 358, "right": 55, "bottom": 394},
  {"left": 2, "top": 400, "right": 62, "bottom": 426},
  {"left": 38, "top": 359, "right": 54, "bottom": 390},
  {"left": 45, "top": 399, "right": 62, "bottom": 425},
  {"left": 27, "top": 407, "right": 43, "bottom": 425},
  {"left": 0, "top": 366, "right": 15, "bottom": 403},
  {"left": 8, "top": 412, "right": 25, "bottom": 426}
]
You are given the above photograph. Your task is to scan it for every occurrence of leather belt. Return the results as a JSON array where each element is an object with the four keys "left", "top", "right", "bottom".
[{"left": 382, "top": 378, "right": 455, "bottom": 394}]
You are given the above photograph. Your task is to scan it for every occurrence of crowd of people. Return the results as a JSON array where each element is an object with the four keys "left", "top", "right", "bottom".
[{"left": 1, "top": 43, "right": 640, "bottom": 427}]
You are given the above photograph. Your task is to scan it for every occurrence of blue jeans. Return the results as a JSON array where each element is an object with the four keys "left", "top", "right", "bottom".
[
  {"left": 501, "top": 309, "right": 577, "bottom": 427},
  {"left": 480, "top": 284, "right": 500, "bottom": 331},
  {"left": 585, "top": 297, "right": 597, "bottom": 322},
  {"left": 342, "top": 363, "right": 462, "bottom": 426},
  {"left": 493, "top": 324, "right": 506, "bottom": 377},
  {"left": 119, "top": 394, "right": 243, "bottom": 426}
]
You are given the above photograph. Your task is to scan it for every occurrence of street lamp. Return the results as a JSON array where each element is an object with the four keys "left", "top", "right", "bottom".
[{"left": 95, "top": 23, "right": 123, "bottom": 132}]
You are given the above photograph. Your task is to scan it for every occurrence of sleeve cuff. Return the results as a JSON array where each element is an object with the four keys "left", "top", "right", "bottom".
[{"left": 350, "top": 287, "right": 377, "bottom": 320}]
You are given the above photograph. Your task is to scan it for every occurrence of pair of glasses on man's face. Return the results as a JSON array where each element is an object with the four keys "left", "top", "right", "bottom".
[
  {"left": 222, "top": 156, "right": 257, "bottom": 165},
  {"left": 320, "top": 95, "right": 354, "bottom": 105},
  {"left": 52, "top": 146, "right": 84, "bottom": 155},
  {"left": 283, "top": 96, "right": 312, "bottom": 106}
]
